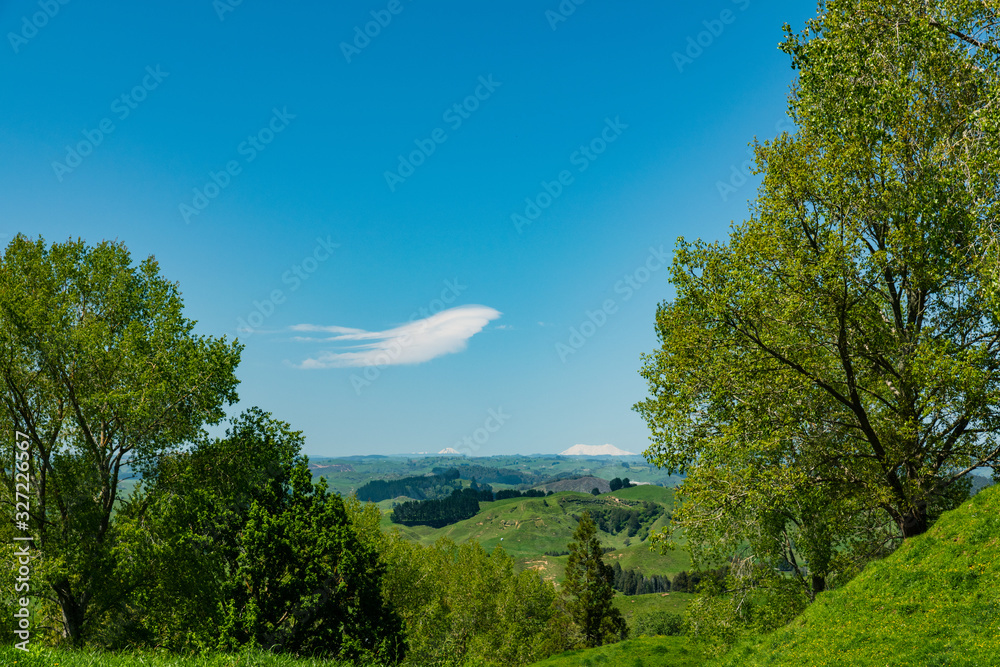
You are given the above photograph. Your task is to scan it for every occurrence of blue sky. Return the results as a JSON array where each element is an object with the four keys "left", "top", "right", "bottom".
[{"left": 2, "top": 0, "right": 815, "bottom": 458}]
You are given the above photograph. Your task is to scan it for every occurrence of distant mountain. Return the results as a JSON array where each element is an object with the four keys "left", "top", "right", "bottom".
[
  {"left": 559, "top": 444, "right": 637, "bottom": 456},
  {"left": 438, "top": 448, "right": 462, "bottom": 455}
]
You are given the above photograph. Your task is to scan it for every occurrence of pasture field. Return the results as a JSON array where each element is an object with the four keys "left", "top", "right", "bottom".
[
  {"left": 527, "top": 636, "right": 705, "bottom": 667},
  {"left": 383, "top": 488, "right": 690, "bottom": 583}
]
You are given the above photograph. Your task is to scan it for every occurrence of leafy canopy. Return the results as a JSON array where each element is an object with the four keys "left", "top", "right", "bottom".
[
  {"left": 635, "top": 0, "right": 1000, "bottom": 641},
  {"left": 0, "top": 235, "right": 241, "bottom": 644}
]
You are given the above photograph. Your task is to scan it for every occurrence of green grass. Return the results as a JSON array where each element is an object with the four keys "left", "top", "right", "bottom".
[
  {"left": 613, "top": 592, "right": 695, "bottom": 626},
  {"left": 527, "top": 636, "right": 705, "bottom": 667},
  {"left": 383, "top": 490, "right": 689, "bottom": 584},
  {"left": 0, "top": 647, "right": 369, "bottom": 666},
  {"left": 713, "top": 484, "right": 1000, "bottom": 666}
]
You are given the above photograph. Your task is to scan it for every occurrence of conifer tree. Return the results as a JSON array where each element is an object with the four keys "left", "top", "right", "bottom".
[{"left": 563, "top": 512, "right": 628, "bottom": 647}]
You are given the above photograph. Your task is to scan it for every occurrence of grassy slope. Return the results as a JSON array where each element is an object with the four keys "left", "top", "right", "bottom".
[
  {"left": 383, "top": 487, "right": 690, "bottom": 585},
  {"left": 0, "top": 647, "right": 358, "bottom": 666},
  {"left": 614, "top": 591, "right": 694, "bottom": 625},
  {"left": 527, "top": 636, "right": 705, "bottom": 667},
  {"left": 715, "top": 484, "right": 1000, "bottom": 666}
]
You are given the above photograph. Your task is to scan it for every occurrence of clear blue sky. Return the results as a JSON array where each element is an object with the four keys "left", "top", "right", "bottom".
[{"left": 3, "top": 0, "right": 814, "bottom": 457}]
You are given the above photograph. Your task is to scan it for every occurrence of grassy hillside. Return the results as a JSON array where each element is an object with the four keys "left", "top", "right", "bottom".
[
  {"left": 614, "top": 591, "right": 694, "bottom": 625},
  {"left": 0, "top": 647, "right": 352, "bottom": 666},
  {"left": 528, "top": 636, "right": 705, "bottom": 667},
  {"left": 384, "top": 487, "right": 690, "bottom": 584},
  {"left": 715, "top": 484, "right": 1000, "bottom": 666}
]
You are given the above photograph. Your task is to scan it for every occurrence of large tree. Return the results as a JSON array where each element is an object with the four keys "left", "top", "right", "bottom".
[
  {"left": 0, "top": 235, "right": 242, "bottom": 644},
  {"left": 635, "top": 0, "right": 1000, "bottom": 603}
]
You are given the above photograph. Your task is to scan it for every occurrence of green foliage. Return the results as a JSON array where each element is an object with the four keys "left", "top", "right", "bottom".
[
  {"left": 356, "top": 469, "right": 461, "bottom": 503},
  {"left": 564, "top": 512, "right": 628, "bottom": 648},
  {"left": 527, "top": 635, "right": 705, "bottom": 667},
  {"left": 631, "top": 610, "right": 686, "bottom": 638},
  {"left": 493, "top": 488, "right": 546, "bottom": 501},
  {"left": 0, "top": 645, "right": 377, "bottom": 666},
  {"left": 432, "top": 464, "right": 542, "bottom": 487},
  {"left": 379, "top": 536, "right": 564, "bottom": 667},
  {"left": 715, "top": 485, "right": 1000, "bottom": 665},
  {"left": 0, "top": 235, "right": 242, "bottom": 645},
  {"left": 389, "top": 487, "right": 483, "bottom": 528},
  {"left": 611, "top": 562, "right": 672, "bottom": 596},
  {"left": 117, "top": 409, "right": 403, "bottom": 662},
  {"left": 588, "top": 501, "right": 661, "bottom": 537},
  {"left": 635, "top": 0, "right": 1000, "bottom": 640}
]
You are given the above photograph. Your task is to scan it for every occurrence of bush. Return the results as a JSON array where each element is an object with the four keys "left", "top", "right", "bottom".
[{"left": 632, "top": 610, "right": 686, "bottom": 637}]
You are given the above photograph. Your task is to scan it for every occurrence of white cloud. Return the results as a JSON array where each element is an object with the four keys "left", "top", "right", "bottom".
[{"left": 292, "top": 305, "right": 501, "bottom": 369}]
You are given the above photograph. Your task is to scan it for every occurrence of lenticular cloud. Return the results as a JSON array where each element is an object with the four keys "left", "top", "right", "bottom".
[{"left": 292, "top": 305, "right": 501, "bottom": 369}]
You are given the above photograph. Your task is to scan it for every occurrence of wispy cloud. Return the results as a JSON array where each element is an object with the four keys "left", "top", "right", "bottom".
[{"left": 292, "top": 305, "right": 501, "bottom": 369}]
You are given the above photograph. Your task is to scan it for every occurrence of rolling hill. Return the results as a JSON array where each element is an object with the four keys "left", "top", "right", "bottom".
[
  {"left": 383, "top": 487, "right": 691, "bottom": 585},
  {"left": 527, "top": 484, "right": 1000, "bottom": 667},
  {"left": 715, "top": 483, "right": 1000, "bottom": 665}
]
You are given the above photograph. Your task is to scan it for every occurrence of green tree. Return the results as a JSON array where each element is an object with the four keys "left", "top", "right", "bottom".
[
  {"left": 637, "top": 0, "right": 999, "bottom": 543},
  {"left": 609, "top": 477, "right": 623, "bottom": 492},
  {"left": 564, "top": 511, "right": 627, "bottom": 647},
  {"left": 118, "top": 409, "right": 405, "bottom": 662},
  {"left": 0, "top": 235, "right": 241, "bottom": 645},
  {"left": 378, "top": 536, "right": 563, "bottom": 666},
  {"left": 636, "top": 0, "right": 1000, "bottom": 647}
]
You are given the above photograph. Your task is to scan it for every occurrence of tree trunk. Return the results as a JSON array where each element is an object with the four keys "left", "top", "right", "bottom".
[
  {"left": 53, "top": 580, "right": 87, "bottom": 646},
  {"left": 811, "top": 574, "right": 826, "bottom": 596},
  {"left": 899, "top": 504, "right": 929, "bottom": 538}
]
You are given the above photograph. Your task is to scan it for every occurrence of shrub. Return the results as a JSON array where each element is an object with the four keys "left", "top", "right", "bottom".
[{"left": 632, "top": 610, "right": 686, "bottom": 637}]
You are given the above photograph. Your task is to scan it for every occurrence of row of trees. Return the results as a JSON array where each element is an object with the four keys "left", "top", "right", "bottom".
[
  {"left": 611, "top": 563, "right": 672, "bottom": 596},
  {"left": 434, "top": 464, "right": 541, "bottom": 486},
  {"left": 389, "top": 487, "right": 488, "bottom": 527},
  {"left": 608, "top": 477, "right": 635, "bottom": 491},
  {"left": 355, "top": 468, "right": 462, "bottom": 502},
  {"left": 493, "top": 488, "right": 548, "bottom": 500}
]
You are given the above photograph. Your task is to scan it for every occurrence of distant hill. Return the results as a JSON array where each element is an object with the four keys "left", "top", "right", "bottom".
[
  {"left": 560, "top": 444, "right": 637, "bottom": 456},
  {"left": 540, "top": 476, "right": 611, "bottom": 494},
  {"left": 386, "top": 487, "right": 690, "bottom": 585},
  {"left": 717, "top": 484, "right": 1000, "bottom": 665},
  {"left": 971, "top": 473, "right": 995, "bottom": 495}
]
